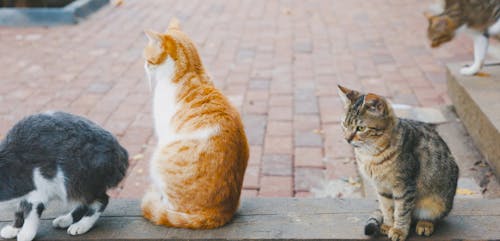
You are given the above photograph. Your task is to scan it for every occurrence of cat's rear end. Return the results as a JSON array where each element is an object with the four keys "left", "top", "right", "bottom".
[{"left": 0, "top": 111, "right": 128, "bottom": 241}]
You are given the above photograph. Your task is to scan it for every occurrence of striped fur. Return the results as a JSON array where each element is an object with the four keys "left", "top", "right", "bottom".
[
  {"left": 338, "top": 85, "right": 459, "bottom": 241},
  {"left": 141, "top": 19, "right": 249, "bottom": 229}
]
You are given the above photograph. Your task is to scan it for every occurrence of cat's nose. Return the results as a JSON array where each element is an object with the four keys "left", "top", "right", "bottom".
[{"left": 344, "top": 132, "right": 355, "bottom": 143}]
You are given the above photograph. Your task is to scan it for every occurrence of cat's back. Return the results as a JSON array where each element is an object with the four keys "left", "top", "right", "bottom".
[
  {"left": 397, "top": 118, "right": 458, "bottom": 175},
  {"left": 175, "top": 78, "right": 246, "bottom": 135},
  {"left": 452, "top": 0, "right": 500, "bottom": 29},
  {"left": 398, "top": 118, "right": 445, "bottom": 154},
  {"left": 5, "top": 111, "right": 113, "bottom": 148},
  {"left": 3, "top": 111, "right": 127, "bottom": 166}
]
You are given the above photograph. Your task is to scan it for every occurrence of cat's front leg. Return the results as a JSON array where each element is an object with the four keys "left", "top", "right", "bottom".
[
  {"left": 460, "top": 34, "right": 488, "bottom": 76},
  {"left": 376, "top": 192, "right": 394, "bottom": 236},
  {"left": 0, "top": 201, "right": 27, "bottom": 239},
  {"left": 16, "top": 200, "right": 45, "bottom": 241},
  {"left": 388, "top": 187, "right": 416, "bottom": 241}
]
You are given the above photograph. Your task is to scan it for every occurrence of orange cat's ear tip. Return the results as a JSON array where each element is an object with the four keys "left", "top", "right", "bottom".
[
  {"left": 144, "top": 29, "right": 157, "bottom": 36},
  {"left": 144, "top": 29, "right": 162, "bottom": 41},
  {"left": 168, "top": 17, "right": 181, "bottom": 30}
]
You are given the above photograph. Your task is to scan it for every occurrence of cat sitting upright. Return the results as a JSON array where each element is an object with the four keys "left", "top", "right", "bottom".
[
  {"left": 140, "top": 18, "right": 249, "bottom": 229},
  {"left": 337, "top": 85, "right": 459, "bottom": 241},
  {"left": 425, "top": 0, "right": 500, "bottom": 76},
  {"left": 0, "top": 111, "right": 129, "bottom": 241}
]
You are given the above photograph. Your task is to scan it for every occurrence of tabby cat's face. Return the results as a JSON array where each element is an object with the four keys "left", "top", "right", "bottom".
[
  {"left": 337, "top": 85, "right": 394, "bottom": 149},
  {"left": 425, "top": 14, "right": 456, "bottom": 48}
]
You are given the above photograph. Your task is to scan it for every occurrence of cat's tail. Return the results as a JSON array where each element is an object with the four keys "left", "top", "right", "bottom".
[
  {"left": 141, "top": 188, "right": 232, "bottom": 229},
  {"left": 364, "top": 209, "right": 383, "bottom": 236}
]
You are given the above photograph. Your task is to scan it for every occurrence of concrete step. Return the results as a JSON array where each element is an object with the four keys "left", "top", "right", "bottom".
[{"left": 447, "top": 63, "right": 500, "bottom": 181}]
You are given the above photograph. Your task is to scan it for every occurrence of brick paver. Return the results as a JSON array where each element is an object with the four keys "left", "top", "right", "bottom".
[{"left": 0, "top": 0, "right": 476, "bottom": 198}]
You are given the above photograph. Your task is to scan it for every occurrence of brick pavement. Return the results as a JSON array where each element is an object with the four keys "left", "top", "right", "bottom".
[{"left": 0, "top": 0, "right": 478, "bottom": 198}]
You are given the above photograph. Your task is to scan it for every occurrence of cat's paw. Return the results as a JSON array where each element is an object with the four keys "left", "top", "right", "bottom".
[
  {"left": 16, "top": 227, "right": 36, "bottom": 241},
  {"left": 388, "top": 227, "right": 408, "bottom": 241},
  {"left": 460, "top": 66, "right": 480, "bottom": 76},
  {"left": 416, "top": 220, "right": 434, "bottom": 236},
  {"left": 380, "top": 224, "right": 391, "bottom": 236},
  {"left": 67, "top": 218, "right": 94, "bottom": 236},
  {"left": 1, "top": 225, "right": 20, "bottom": 239},
  {"left": 52, "top": 214, "right": 73, "bottom": 229}
]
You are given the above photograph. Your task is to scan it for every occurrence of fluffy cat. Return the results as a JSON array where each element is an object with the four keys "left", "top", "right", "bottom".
[
  {"left": 0, "top": 111, "right": 128, "bottom": 241},
  {"left": 337, "top": 86, "right": 459, "bottom": 241},
  {"left": 425, "top": 0, "right": 500, "bottom": 75},
  {"left": 141, "top": 19, "right": 249, "bottom": 229}
]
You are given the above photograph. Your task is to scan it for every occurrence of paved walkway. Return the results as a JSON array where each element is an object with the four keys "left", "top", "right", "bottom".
[{"left": 0, "top": 0, "right": 481, "bottom": 198}]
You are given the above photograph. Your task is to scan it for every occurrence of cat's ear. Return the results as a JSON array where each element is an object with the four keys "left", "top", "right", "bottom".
[
  {"left": 423, "top": 11, "right": 434, "bottom": 21},
  {"left": 362, "top": 93, "right": 387, "bottom": 116},
  {"left": 337, "top": 85, "right": 361, "bottom": 108},
  {"left": 144, "top": 29, "right": 163, "bottom": 46},
  {"left": 167, "top": 17, "right": 181, "bottom": 31}
]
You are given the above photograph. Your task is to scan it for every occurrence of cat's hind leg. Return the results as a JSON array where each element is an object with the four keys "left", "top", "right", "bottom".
[
  {"left": 414, "top": 195, "right": 446, "bottom": 237},
  {"left": 67, "top": 194, "right": 108, "bottom": 236},
  {"left": 415, "top": 220, "right": 434, "bottom": 236},
  {"left": 52, "top": 205, "right": 90, "bottom": 229}
]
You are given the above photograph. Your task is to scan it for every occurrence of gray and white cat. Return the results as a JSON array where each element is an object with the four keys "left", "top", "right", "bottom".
[{"left": 0, "top": 111, "right": 129, "bottom": 241}]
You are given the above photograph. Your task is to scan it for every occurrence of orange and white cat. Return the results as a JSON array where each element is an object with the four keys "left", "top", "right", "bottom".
[{"left": 141, "top": 18, "right": 249, "bottom": 229}]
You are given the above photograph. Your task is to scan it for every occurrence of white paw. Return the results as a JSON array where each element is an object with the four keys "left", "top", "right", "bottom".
[
  {"left": 16, "top": 228, "right": 36, "bottom": 241},
  {"left": 460, "top": 66, "right": 480, "bottom": 76},
  {"left": 1, "top": 225, "right": 20, "bottom": 239},
  {"left": 67, "top": 218, "right": 94, "bottom": 236},
  {"left": 52, "top": 214, "right": 73, "bottom": 229}
]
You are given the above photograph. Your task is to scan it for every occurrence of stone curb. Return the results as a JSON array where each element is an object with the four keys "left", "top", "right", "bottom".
[{"left": 0, "top": 0, "right": 109, "bottom": 26}]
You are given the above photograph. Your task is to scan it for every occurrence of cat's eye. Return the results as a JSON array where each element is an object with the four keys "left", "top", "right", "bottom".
[{"left": 356, "top": 126, "right": 366, "bottom": 132}]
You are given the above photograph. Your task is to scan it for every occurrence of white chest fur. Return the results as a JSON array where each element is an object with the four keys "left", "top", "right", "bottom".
[
  {"left": 145, "top": 57, "right": 179, "bottom": 144},
  {"left": 354, "top": 149, "right": 372, "bottom": 180}
]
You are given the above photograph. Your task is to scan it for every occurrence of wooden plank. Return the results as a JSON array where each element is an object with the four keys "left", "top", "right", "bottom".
[{"left": 0, "top": 198, "right": 499, "bottom": 240}]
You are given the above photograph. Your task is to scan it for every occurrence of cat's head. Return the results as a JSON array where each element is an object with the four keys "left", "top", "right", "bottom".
[
  {"left": 143, "top": 18, "right": 204, "bottom": 85},
  {"left": 424, "top": 12, "right": 457, "bottom": 48},
  {"left": 337, "top": 85, "right": 396, "bottom": 149}
]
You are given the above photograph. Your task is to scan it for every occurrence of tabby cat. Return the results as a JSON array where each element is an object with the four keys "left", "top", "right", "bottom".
[
  {"left": 425, "top": 0, "right": 500, "bottom": 75},
  {"left": 141, "top": 19, "right": 249, "bottom": 229},
  {"left": 0, "top": 111, "right": 128, "bottom": 241},
  {"left": 337, "top": 85, "right": 459, "bottom": 241}
]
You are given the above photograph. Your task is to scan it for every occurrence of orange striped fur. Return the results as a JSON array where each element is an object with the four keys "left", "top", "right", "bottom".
[{"left": 141, "top": 18, "right": 249, "bottom": 229}]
